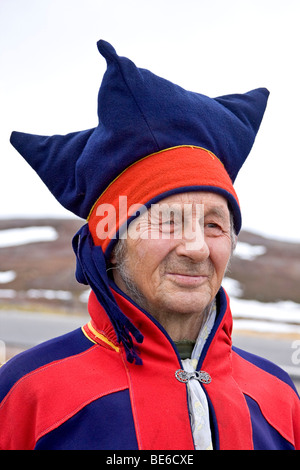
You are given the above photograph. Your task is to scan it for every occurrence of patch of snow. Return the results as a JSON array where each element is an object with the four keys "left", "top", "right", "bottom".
[
  {"left": 27, "top": 289, "right": 72, "bottom": 301},
  {"left": 0, "top": 271, "right": 16, "bottom": 284},
  {"left": 233, "top": 319, "right": 300, "bottom": 335},
  {"left": 230, "top": 297, "right": 300, "bottom": 324},
  {"left": 224, "top": 282, "right": 300, "bottom": 334},
  {"left": 0, "top": 340, "right": 6, "bottom": 365},
  {"left": 79, "top": 289, "right": 91, "bottom": 303},
  {"left": 0, "top": 226, "right": 58, "bottom": 248},
  {"left": 222, "top": 277, "right": 243, "bottom": 298},
  {"left": 0, "top": 289, "right": 17, "bottom": 299},
  {"left": 234, "top": 241, "right": 266, "bottom": 260}
]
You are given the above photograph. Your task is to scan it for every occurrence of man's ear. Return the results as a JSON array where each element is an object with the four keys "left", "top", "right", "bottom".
[
  {"left": 232, "top": 234, "right": 238, "bottom": 252},
  {"left": 110, "top": 252, "right": 117, "bottom": 265},
  {"left": 109, "top": 239, "right": 126, "bottom": 270}
]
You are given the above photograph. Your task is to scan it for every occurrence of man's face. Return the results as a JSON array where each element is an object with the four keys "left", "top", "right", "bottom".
[{"left": 112, "top": 191, "right": 233, "bottom": 327}]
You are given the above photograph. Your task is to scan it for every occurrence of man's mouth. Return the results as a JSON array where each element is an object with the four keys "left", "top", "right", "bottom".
[{"left": 166, "top": 272, "right": 209, "bottom": 287}]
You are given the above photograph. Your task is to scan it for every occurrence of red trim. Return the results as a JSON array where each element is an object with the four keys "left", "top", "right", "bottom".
[
  {"left": 2, "top": 288, "right": 299, "bottom": 450},
  {"left": 88, "top": 146, "right": 238, "bottom": 252},
  {"left": 82, "top": 322, "right": 120, "bottom": 351},
  {"left": 109, "top": 290, "right": 195, "bottom": 450},
  {"left": 88, "top": 288, "right": 254, "bottom": 449},
  {"left": 87, "top": 291, "right": 118, "bottom": 344},
  {"left": 200, "top": 291, "right": 254, "bottom": 449}
]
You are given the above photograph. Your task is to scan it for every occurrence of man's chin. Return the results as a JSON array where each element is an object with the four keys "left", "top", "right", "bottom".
[{"left": 161, "top": 291, "right": 213, "bottom": 316}]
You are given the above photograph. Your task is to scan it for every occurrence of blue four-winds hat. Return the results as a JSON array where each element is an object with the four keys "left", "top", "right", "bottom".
[
  {"left": 10, "top": 40, "right": 269, "bottom": 364},
  {"left": 10, "top": 40, "right": 269, "bottom": 233}
]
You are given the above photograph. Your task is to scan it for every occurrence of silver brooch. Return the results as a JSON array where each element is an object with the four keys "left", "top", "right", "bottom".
[{"left": 175, "top": 369, "right": 211, "bottom": 384}]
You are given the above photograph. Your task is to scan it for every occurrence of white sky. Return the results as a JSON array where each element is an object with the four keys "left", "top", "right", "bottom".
[{"left": 1, "top": 0, "right": 300, "bottom": 242}]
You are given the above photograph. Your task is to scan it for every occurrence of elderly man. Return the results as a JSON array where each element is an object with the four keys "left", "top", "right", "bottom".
[
  {"left": 111, "top": 191, "right": 234, "bottom": 344},
  {"left": 0, "top": 40, "right": 299, "bottom": 450}
]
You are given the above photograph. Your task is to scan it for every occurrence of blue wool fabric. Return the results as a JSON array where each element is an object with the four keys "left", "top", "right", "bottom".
[
  {"left": 10, "top": 40, "right": 269, "bottom": 220},
  {"left": 72, "top": 224, "right": 143, "bottom": 364},
  {"left": 9, "top": 39, "right": 270, "bottom": 364}
]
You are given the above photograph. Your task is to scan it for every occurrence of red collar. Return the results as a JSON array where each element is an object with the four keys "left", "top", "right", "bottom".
[{"left": 83, "top": 285, "right": 254, "bottom": 449}]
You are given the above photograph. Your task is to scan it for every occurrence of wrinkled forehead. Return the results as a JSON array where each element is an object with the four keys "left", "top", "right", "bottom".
[
  {"left": 137, "top": 191, "right": 230, "bottom": 220},
  {"left": 155, "top": 191, "right": 229, "bottom": 206}
]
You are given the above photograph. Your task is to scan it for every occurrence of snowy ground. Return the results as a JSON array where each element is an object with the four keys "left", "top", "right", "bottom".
[
  {"left": 224, "top": 241, "right": 300, "bottom": 335},
  {"left": 0, "top": 226, "right": 58, "bottom": 248}
]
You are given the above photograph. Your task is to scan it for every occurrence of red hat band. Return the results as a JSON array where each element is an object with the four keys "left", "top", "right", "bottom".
[{"left": 88, "top": 146, "right": 240, "bottom": 255}]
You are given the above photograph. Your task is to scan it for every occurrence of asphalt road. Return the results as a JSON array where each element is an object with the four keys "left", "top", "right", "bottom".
[
  {"left": 0, "top": 310, "right": 89, "bottom": 347},
  {"left": 1, "top": 310, "right": 300, "bottom": 384},
  {"left": 232, "top": 332, "right": 300, "bottom": 381}
]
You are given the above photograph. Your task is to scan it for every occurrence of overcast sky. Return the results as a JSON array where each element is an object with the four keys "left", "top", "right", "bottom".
[{"left": 1, "top": 0, "right": 299, "bottom": 242}]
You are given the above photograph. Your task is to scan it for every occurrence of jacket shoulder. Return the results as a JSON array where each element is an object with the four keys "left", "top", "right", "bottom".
[
  {"left": 232, "top": 345, "right": 300, "bottom": 449},
  {"left": 232, "top": 345, "right": 298, "bottom": 393},
  {"left": 0, "top": 328, "right": 127, "bottom": 450},
  {"left": 0, "top": 328, "right": 93, "bottom": 403}
]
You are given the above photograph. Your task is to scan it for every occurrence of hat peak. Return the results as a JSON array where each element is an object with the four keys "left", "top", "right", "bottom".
[
  {"left": 97, "top": 39, "right": 119, "bottom": 62},
  {"left": 10, "top": 39, "right": 269, "bottom": 220}
]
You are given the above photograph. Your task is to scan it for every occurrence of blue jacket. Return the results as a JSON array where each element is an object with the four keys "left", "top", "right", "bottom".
[{"left": 0, "top": 286, "right": 299, "bottom": 450}]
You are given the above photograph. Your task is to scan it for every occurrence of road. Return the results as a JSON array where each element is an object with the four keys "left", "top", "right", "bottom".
[
  {"left": 0, "top": 310, "right": 89, "bottom": 348},
  {"left": 1, "top": 310, "right": 300, "bottom": 385},
  {"left": 232, "top": 332, "right": 300, "bottom": 382}
]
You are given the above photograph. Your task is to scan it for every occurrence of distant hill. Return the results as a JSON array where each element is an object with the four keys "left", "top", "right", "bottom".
[
  {"left": 230, "top": 230, "right": 300, "bottom": 304},
  {"left": 0, "top": 218, "right": 299, "bottom": 315}
]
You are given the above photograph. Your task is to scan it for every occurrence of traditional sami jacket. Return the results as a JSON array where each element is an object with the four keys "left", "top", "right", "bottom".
[{"left": 0, "top": 286, "right": 299, "bottom": 450}]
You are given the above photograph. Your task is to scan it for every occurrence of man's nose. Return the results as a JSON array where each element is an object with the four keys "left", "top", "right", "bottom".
[{"left": 175, "top": 224, "right": 210, "bottom": 261}]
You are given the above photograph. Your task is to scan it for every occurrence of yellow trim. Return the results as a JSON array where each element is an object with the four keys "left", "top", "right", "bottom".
[
  {"left": 87, "top": 145, "right": 222, "bottom": 221},
  {"left": 85, "top": 321, "right": 120, "bottom": 352},
  {"left": 81, "top": 325, "right": 97, "bottom": 345}
]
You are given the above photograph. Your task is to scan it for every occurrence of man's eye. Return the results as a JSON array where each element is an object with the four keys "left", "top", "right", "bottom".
[
  {"left": 205, "top": 223, "right": 223, "bottom": 235},
  {"left": 160, "top": 219, "right": 175, "bottom": 231}
]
